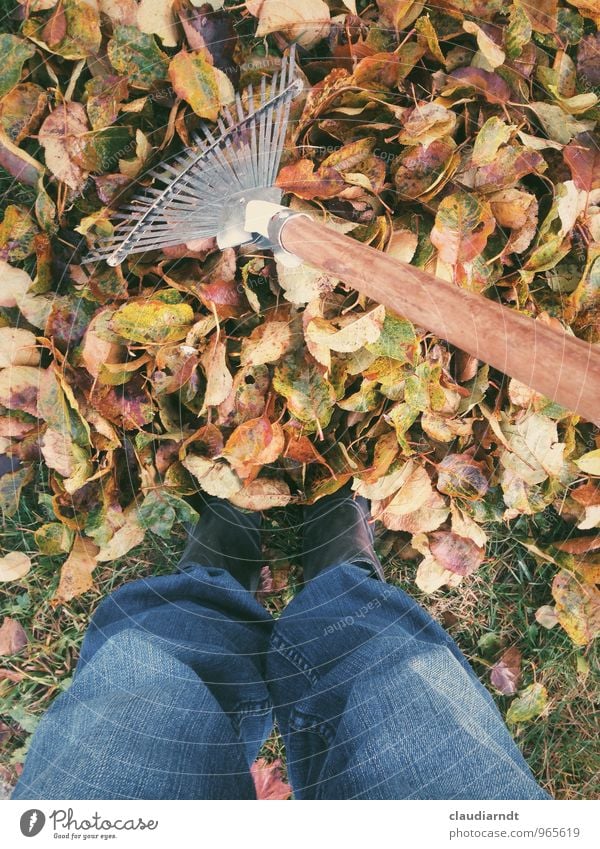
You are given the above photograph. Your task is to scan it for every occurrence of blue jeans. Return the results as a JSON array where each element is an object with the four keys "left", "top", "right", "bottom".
[{"left": 13, "top": 563, "right": 548, "bottom": 799}]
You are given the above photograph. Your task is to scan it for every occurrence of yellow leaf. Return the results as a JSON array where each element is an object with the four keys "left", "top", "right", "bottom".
[
  {"left": 168, "top": 50, "right": 221, "bottom": 120},
  {"left": 112, "top": 300, "right": 194, "bottom": 344},
  {"left": 575, "top": 449, "right": 600, "bottom": 476}
]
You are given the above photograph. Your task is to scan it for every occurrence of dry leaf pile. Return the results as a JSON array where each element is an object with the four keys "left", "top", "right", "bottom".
[{"left": 0, "top": 0, "right": 598, "bottom": 656}]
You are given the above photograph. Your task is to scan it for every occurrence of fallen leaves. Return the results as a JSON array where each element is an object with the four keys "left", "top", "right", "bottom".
[
  {"left": 0, "top": 552, "right": 32, "bottom": 583},
  {"left": 490, "top": 647, "right": 522, "bottom": 695},
  {"left": 0, "top": 0, "right": 596, "bottom": 676},
  {"left": 506, "top": 683, "right": 548, "bottom": 724},
  {"left": 250, "top": 758, "right": 292, "bottom": 800},
  {"left": 552, "top": 570, "right": 600, "bottom": 645},
  {"left": 168, "top": 50, "right": 222, "bottom": 121},
  {"left": 39, "top": 101, "right": 93, "bottom": 191},
  {"left": 0, "top": 617, "right": 28, "bottom": 656},
  {"left": 53, "top": 536, "right": 99, "bottom": 604}
]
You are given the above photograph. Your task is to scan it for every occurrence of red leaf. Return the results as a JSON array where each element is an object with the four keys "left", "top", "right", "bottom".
[
  {"left": 564, "top": 132, "right": 600, "bottom": 193},
  {"left": 490, "top": 646, "right": 522, "bottom": 695},
  {"left": 250, "top": 758, "right": 292, "bottom": 800},
  {"left": 445, "top": 67, "right": 511, "bottom": 104}
]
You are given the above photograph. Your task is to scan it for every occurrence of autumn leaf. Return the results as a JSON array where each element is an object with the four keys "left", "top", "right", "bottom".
[
  {"left": 0, "top": 551, "right": 32, "bottom": 583},
  {"left": 490, "top": 647, "right": 522, "bottom": 695},
  {"left": 253, "top": 0, "right": 330, "bottom": 49},
  {"left": 552, "top": 570, "right": 600, "bottom": 645},
  {"left": 168, "top": 50, "right": 221, "bottom": 121},
  {"left": 250, "top": 758, "right": 292, "bottom": 800},
  {"left": 0, "top": 34, "right": 35, "bottom": 98},
  {"left": 506, "top": 683, "right": 548, "bottom": 724},
  {"left": 240, "top": 321, "right": 294, "bottom": 367},
  {"left": 112, "top": 301, "right": 195, "bottom": 344},
  {"left": 273, "top": 354, "right": 336, "bottom": 433},
  {"left": 0, "top": 617, "right": 28, "bottom": 656},
  {"left": 107, "top": 25, "right": 169, "bottom": 89},
  {"left": 137, "top": 0, "right": 178, "bottom": 47},
  {"left": 276, "top": 158, "right": 345, "bottom": 200},
  {"left": 436, "top": 453, "right": 489, "bottom": 500},
  {"left": 53, "top": 536, "right": 100, "bottom": 604},
  {"left": 430, "top": 191, "right": 495, "bottom": 267},
  {"left": 229, "top": 478, "right": 291, "bottom": 510},
  {"left": 223, "top": 416, "right": 284, "bottom": 479},
  {"left": 39, "top": 101, "right": 92, "bottom": 191}
]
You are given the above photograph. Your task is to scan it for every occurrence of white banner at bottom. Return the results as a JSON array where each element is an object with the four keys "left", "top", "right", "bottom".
[{"left": 1, "top": 799, "right": 597, "bottom": 848}]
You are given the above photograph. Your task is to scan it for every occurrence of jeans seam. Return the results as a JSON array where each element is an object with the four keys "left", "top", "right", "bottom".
[
  {"left": 290, "top": 709, "right": 336, "bottom": 746},
  {"left": 270, "top": 634, "right": 319, "bottom": 686}
]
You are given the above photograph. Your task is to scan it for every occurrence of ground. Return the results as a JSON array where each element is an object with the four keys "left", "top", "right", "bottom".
[{"left": 1, "top": 483, "right": 598, "bottom": 799}]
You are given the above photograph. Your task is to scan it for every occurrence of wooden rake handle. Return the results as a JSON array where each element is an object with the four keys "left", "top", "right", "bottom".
[{"left": 280, "top": 215, "right": 600, "bottom": 424}]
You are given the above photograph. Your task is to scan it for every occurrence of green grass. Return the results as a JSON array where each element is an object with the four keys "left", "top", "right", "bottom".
[{"left": 1, "top": 490, "right": 598, "bottom": 799}]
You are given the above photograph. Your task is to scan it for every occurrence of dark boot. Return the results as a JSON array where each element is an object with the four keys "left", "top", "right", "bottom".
[
  {"left": 179, "top": 497, "right": 263, "bottom": 592},
  {"left": 302, "top": 484, "right": 384, "bottom": 582}
]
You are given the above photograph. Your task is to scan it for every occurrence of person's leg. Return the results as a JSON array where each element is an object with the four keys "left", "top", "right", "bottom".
[
  {"left": 13, "top": 503, "right": 273, "bottom": 800},
  {"left": 267, "top": 491, "right": 548, "bottom": 800}
]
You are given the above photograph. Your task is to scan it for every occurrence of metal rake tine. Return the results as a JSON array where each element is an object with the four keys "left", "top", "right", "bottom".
[{"left": 85, "top": 49, "right": 302, "bottom": 265}]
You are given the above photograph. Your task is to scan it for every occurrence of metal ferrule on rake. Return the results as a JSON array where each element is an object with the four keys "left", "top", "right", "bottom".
[{"left": 86, "top": 46, "right": 303, "bottom": 267}]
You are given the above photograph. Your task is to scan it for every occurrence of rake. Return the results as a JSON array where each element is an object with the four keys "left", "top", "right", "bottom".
[{"left": 87, "top": 47, "right": 600, "bottom": 424}]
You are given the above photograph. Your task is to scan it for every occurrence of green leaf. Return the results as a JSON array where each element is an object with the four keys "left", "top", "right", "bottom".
[
  {"left": 107, "top": 25, "right": 169, "bottom": 90},
  {"left": 273, "top": 354, "right": 336, "bottom": 433},
  {"left": 506, "top": 683, "right": 548, "bottom": 724},
  {"left": 0, "top": 35, "right": 35, "bottom": 98},
  {"left": 137, "top": 490, "right": 198, "bottom": 539}
]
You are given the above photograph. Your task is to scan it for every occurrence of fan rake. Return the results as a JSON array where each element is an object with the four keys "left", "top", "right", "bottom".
[
  {"left": 86, "top": 46, "right": 600, "bottom": 423},
  {"left": 87, "top": 46, "right": 303, "bottom": 267}
]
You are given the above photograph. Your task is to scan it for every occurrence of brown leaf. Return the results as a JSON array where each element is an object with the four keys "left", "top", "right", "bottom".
[
  {"left": 490, "top": 646, "right": 522, "bottom": 695},
  {"left": 39, "top": 102, "right": 92, "bottom": 191},
  {"left": 0, "top": 617, "right": 28, "bottom": 656},
  {"left": 436, "top": 453, "right": 489, "bottom": 500},
  {"left": 276, "top": 159, "right": 345, "bottom": 200},
  {"left": 428, "top": 530, "right": 485, "bottom": 576},
  {"left": 554, "top": 535, "right": 600, "bottom": 554},
  {"left": 53, "top": 536, "right": 100, "bottom": 604},
  {"left": 229, "top": 478, "right": 291, "bottom": 510},
  {"left": 443, "top": 67, "right": 511, "bottom": 104},
  {"left": 250, "top": 758, "right": 292, "bottom": 800},
  {"left": 201, "top": 335, "right": 233, "bottom": 411},
  {"left": 563, "top": 132, "right": 600, "bottom": 194}
]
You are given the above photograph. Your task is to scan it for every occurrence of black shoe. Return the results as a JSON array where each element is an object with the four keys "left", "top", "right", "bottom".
[
  {"left": 302, "top": 484, "right": 384, "bottom": 582},
  {"left": 179, "top": 497, "right": 263, "bottom": 592}
]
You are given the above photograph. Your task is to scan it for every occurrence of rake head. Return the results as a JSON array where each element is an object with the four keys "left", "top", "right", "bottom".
[{"left": 86, "top": 47, "right": 302, "bottom": 268}]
